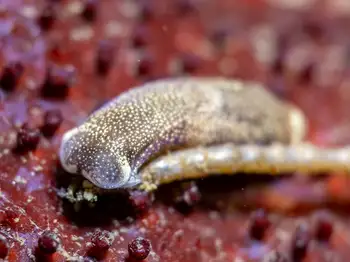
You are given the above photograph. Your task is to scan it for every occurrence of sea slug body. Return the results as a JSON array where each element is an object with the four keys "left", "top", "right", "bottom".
[{"left": 59, "top": 77, "right": 308, "bottom": 190}]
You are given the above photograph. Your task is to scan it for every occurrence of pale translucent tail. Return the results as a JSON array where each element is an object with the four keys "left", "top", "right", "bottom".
[{"left": 139, "top": 143, "right": 350, "bottom": 190}]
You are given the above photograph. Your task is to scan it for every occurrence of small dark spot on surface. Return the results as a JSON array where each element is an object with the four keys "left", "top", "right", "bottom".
[
  {"left": 314, "top": 215, "right": 333, "bottom": 242},
  {"left": 41, "top": 109, "right": 63, "bottom": 137},
  {"left": 298, "top": 64, "right": 314, "bottom": 84},
  {"left": 41, "top": 64, "right": 76, "bottom": 99},
  {"left": 195, "top": 237, "right": 202, "bottom": 249},
  {"left": 0, "top": 234, "right": 9, "bottom": 259},
  {"left": 302, "top": 20, "right": 324, "bottom": 41},
  {"left": 272, "top": 56, "right": 284, "bottom": 75},
  {"left": 131, "top": 27, "right": 150, "bottom": 49},
  {"left": 15, "top": 124, "right": 41, "bottom": 153},
  {"left": 249, "top": 209, "right": 271, "bottom": 241},
  {"left": 175, "top": 0, "right": 196, "bottom": 16},
  {"left": 272, "top": 33, "right": 289, "bottom": 77},
  {"left": 134, "top": 54, "right": 154, "bottom": 78},
  {"left": 128, "top": 237, "right": 151, "bottom": 261},
  {"left": 81, "top": 0, "right": 98, "bottom": 22},
  {"left": 136, "top": 1, "right": 154, "bottom": 22},
  {"left": 210, "top": 27, "right": 229, "bottom": 50},
  {"left": 0, "top": 61, "right": 24, "bottom": 92},
  {"left": 37, "top": 5, "right": 56, "bottom": 31},
  {"left": 176, "top": 53, "right": 201, "bottom": 75},
  {"left": 95, "top": 40, "right": 115, "bottom": 77}
]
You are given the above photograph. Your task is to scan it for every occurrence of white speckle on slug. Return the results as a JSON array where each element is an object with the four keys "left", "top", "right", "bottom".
[
  {"left": 59, "top": 127, "right": 79, "bottom": 174},
  {"left": 288, "top": 105, "right": 308, "bottom": 144}
]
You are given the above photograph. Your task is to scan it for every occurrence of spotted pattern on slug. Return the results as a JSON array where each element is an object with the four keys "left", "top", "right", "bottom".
[{"left": 59, "top": 77, "right": 306, "bottom": 189}]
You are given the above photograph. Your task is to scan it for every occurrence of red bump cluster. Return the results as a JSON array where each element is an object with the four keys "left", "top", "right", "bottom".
[
  {"left": 87, "top": 231, "right": 114, "bottom": 260},
  {"left": 128, "top": 237, "right": 151, "bottom": 261},
  {"left": 38, "top": 231, "right": 61, "bottom": 254}
]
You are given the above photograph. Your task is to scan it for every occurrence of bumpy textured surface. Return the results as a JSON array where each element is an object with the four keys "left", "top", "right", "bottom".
[
  {"left": 2, "top": 0, "right": 350, "bottom": 262},
  {"left": 60, "top": 78, "right": 294, "bottom": 189}
]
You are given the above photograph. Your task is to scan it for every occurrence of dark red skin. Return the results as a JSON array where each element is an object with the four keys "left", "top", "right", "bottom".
[{"left": 1, "top": 1, "right": 350, "bottom": 261}]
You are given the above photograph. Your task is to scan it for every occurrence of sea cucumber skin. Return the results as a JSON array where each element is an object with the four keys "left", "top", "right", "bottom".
[{"left": 59, "top": 77, "right": 303, "bottom": 189}]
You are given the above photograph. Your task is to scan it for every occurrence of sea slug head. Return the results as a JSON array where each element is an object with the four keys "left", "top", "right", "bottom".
[{"left": 59, "top": 126, "right": 141, "bottom": 189}]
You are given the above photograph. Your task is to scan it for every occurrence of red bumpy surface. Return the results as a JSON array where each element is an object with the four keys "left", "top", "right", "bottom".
[{"left": 1, "top": 0, "right": 350, "bottom": 261}]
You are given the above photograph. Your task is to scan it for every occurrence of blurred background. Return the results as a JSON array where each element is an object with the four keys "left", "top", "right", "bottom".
[{"left": 1, "top": 0, "right": 350, "bottom": 261}]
